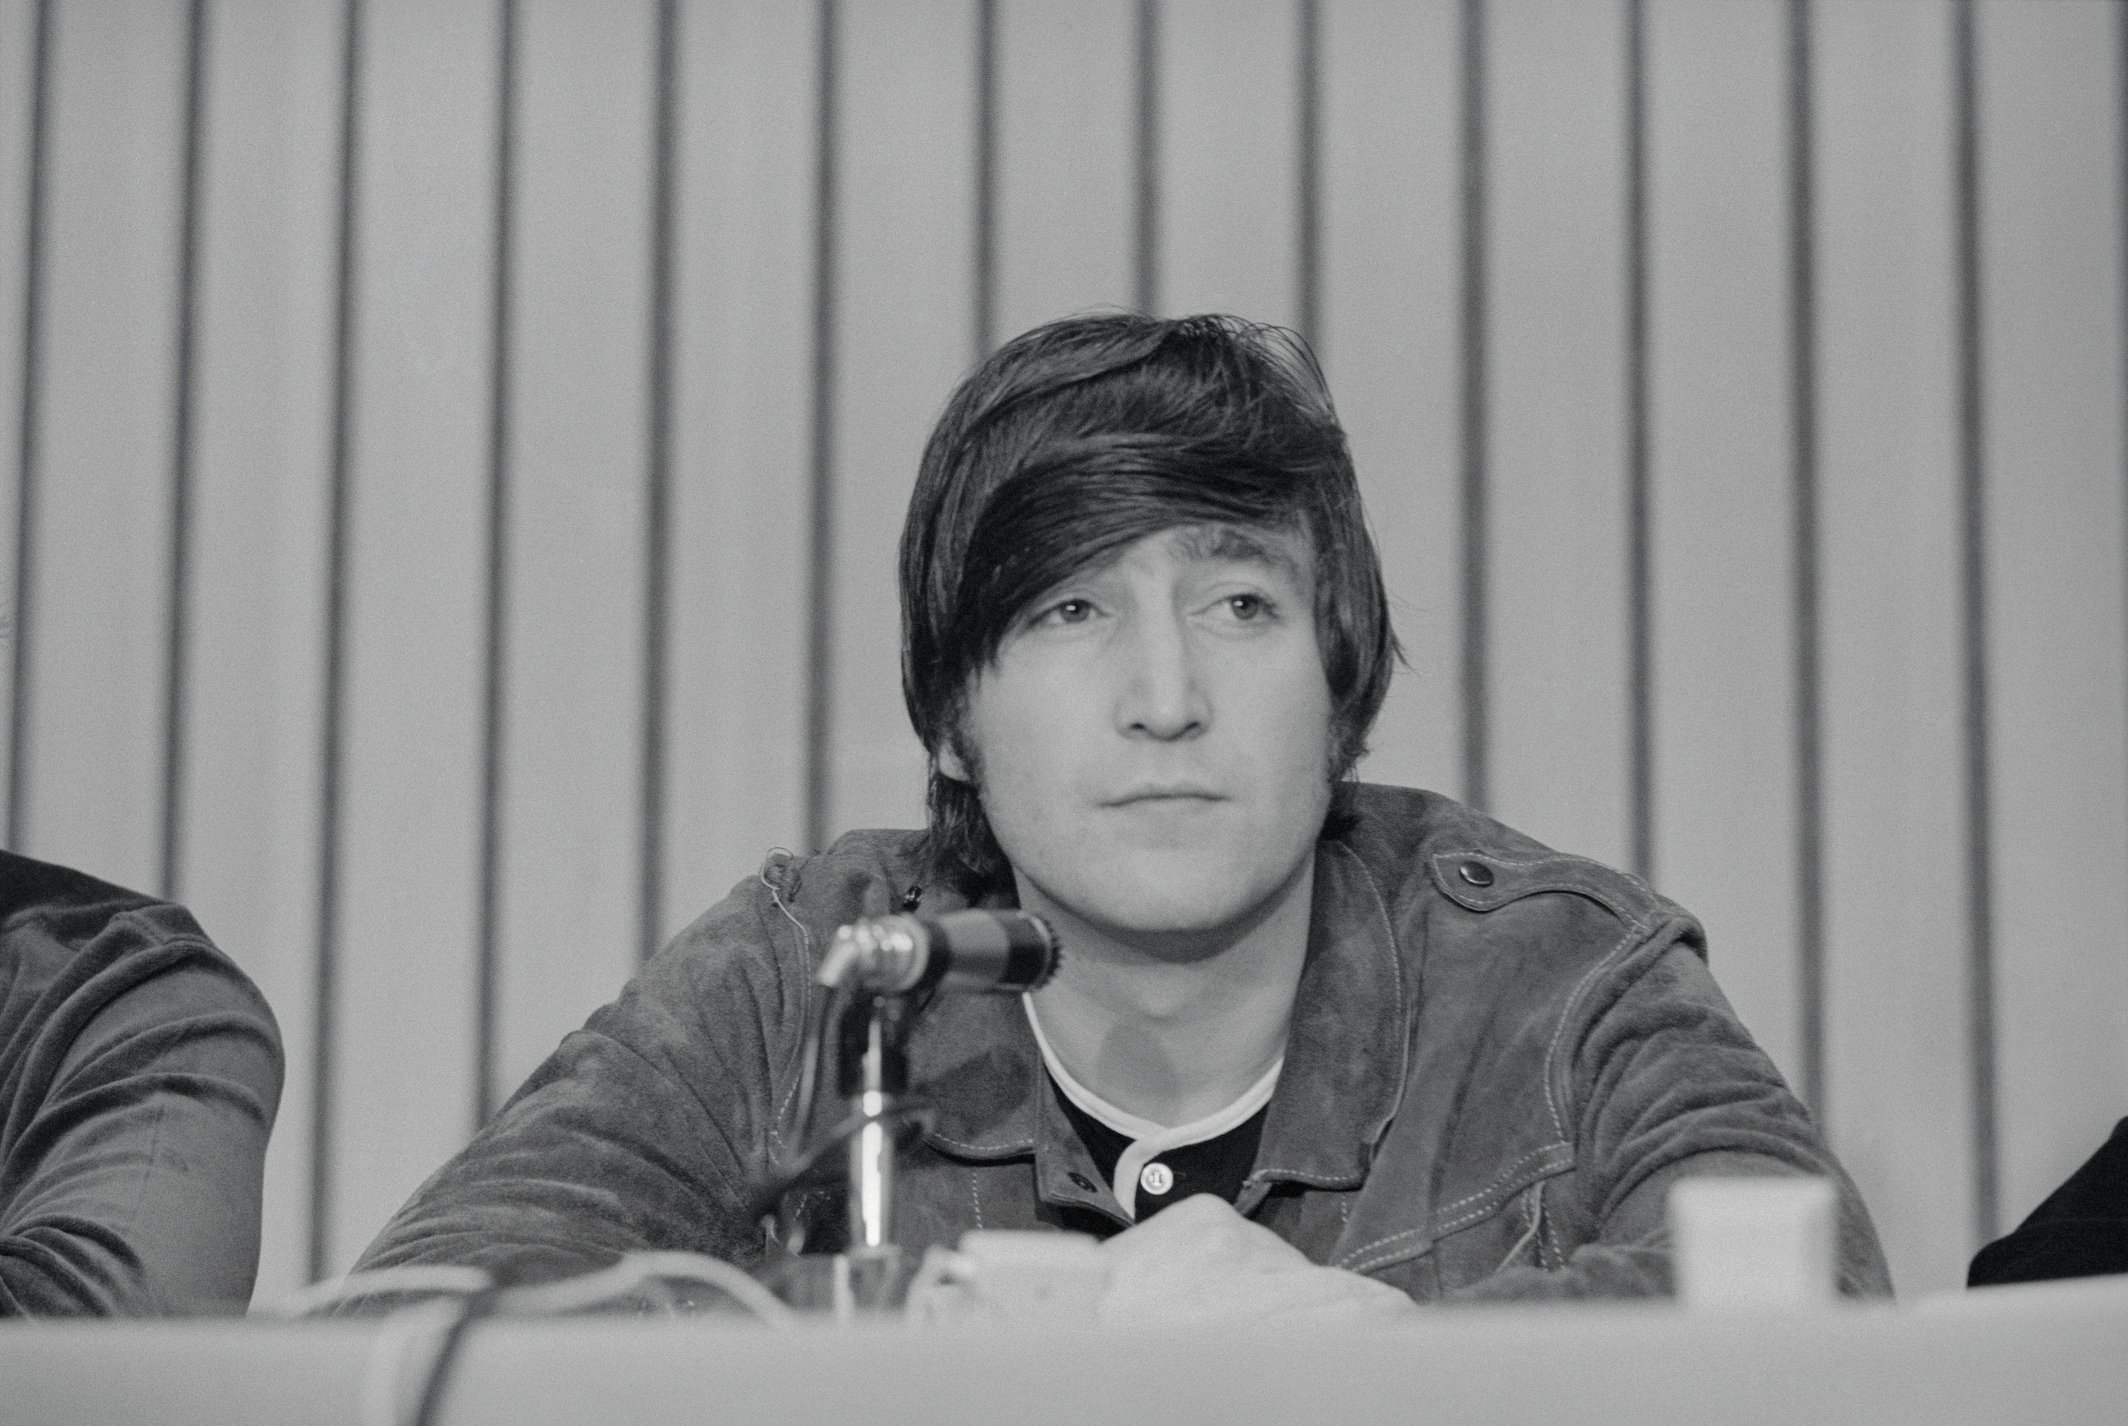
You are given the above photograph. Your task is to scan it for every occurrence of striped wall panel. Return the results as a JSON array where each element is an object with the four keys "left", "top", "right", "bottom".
[
  {"left": 1816, "top": 0, "right": 1971, "bottom": 1302},
  {"left": 1976, "top": 0, "right": 2128, "bottom": 1250},
  {"left": 182, "top": 0, "right": 342, "bottom": 1303},
  {"left": 2, "top": 0, "right": 2124, "bottom": 1302}
]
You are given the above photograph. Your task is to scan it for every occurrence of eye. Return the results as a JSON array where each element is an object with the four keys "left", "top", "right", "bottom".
[
  {"left": 1034, "top": 597, "right": 1096, "bottom": 626},
  {"left": 1226, "top": 593, "right": 1269, "bottom": 621}
]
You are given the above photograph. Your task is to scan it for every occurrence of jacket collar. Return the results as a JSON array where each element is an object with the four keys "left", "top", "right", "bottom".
[{"left": 909, "top": 836, "right": 1409, "bottom": 1194}]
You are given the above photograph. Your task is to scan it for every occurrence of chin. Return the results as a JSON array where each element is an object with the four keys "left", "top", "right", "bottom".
[{"left": 1057, "top": 851, "right": 1296, "bottom": 944}]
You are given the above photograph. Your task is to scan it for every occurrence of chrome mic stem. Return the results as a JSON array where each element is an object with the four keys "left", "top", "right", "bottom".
[{"left": 847, "top": 1003, "right": 895, "bottom": 1253}]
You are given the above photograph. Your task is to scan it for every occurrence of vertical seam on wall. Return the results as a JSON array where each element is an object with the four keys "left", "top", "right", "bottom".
[
  {"left": 972, "top": 0, "right": 997, "bottom": 360},
  {"left": 1787, "top": 0, "right": 1825, "bottom": 1120},
  {"left": 474, "top": 0, "right": 517, "bottom": 1133},
  {"left": 2119, "top": 0, "right": 2128, "bottom": 1085},
  {"left": 1133, "top": 0, "right": 1159, "bottom": 317},
  {"left": 640, "top": 0, "right": 679, "bottom": 963},
  {"left": 7, "top": 0, "right": 54, "bottom": 854},
  {"left": 1952, "top": 0, "right": 1998, "bottom": 1249},
  {"left": 1295, "top": 0, "right": 1321, "bottom": 352},
  {"left": 1459, "top": 0, "right": 1489, "bottom": 813},
  {"left": 161, "top": 0, "right": 209, "bottom": 903},
  {"left": 804, "top": 0, "right": 839, "bottom": 856},
  {"left": 1624, "top": 0, "right": 1652, "bottom": 884},
  {"left": 313, "top": 0, "right": 366, "bottom": 1283}
]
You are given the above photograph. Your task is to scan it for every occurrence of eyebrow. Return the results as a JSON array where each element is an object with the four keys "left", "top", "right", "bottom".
[{"left": 1169, "top": 523, "right": 1308, "bottom": 579}]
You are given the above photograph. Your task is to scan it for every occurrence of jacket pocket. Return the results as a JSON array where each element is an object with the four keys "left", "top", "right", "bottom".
[{"left": 1336, "top": 1141, "right": 1573, "bottom": 1287}]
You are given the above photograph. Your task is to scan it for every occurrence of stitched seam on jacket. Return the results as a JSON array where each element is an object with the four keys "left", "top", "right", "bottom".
[
  {"left": 1432, "top": 1142, "right": 1569, "bottom": 1217},
  {"left": 1499, "top": 1182, "right": 1542, "bottom": 1272},
  {"left": 1299, "top": 841, "right": 1409, "bottom": 1178},
  {"left": 1338, "top": 841, "right": 1409, "bottom": 1125},
  {"left": 1248, "top": 843, "right": 1404, "bottom": 1192},
  {"left": 969, "top": 1169, "right": 985, "bottom": 1230},
  {"left": 1340, "top": 1224, "right": 1430, "bottom": 1273},
  {"left": 1337, "top": 840, "right": 1406, "bottom": 1026},
  {"left": 1333, "top": 1145, "right": 1570, "bottom": 1272},
  {"left": 1539, "top": 914, "right": 1651, "bottom": 1143},
  {"left": 1427, "top": 1156, "right": 1568, "bottom": 1240},
  {"left": 1434, "top": 851, "right": 1649, "bottom": 923},
  {"left": 1248, "top": 1168, "right": 1362, "bottom": 1188},
  {"left": 761, "top": 855, "right": 812, "bottom": 1154},
  {"left": 1343, "top": 1191, "right": 1528, "bottom": 1275},
  {"left": 928, "top": 1129, "right": 1034, "bottom": 1155}
]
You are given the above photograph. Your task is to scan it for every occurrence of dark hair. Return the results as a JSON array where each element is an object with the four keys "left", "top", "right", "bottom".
[{"left": 899, "top": 312, "right": 1401, "bottom": 891}]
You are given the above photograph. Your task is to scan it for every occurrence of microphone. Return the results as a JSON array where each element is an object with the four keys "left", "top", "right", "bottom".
[{"left": 818, "top": 909, "right": 1061, "bottom": 995}]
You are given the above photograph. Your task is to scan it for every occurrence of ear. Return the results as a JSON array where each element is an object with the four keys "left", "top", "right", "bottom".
[{"left": 935, "top": 743, "right": 970, "bottom": 782}]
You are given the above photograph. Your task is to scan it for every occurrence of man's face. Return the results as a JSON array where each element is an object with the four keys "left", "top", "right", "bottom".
[{"left": 950, "top": 523, "right": 1335, "bottom": 957}]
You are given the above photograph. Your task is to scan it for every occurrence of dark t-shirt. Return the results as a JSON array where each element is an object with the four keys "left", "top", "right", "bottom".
[
  {"left": 0, "top": 853, "right": 283, "bottom": 1315},
  {"left": 1053, "top": 1080, "right": 1269, "bottom": 1222}
]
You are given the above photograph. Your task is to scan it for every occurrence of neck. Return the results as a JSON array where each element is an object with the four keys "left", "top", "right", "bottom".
[{"left": 1019, "top": 855, "right": 1316, "bottom": 1127}]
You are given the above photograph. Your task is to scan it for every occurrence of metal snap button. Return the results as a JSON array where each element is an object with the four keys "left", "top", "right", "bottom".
[
  {"left": 1458, "top": 860, "right": 1495, "bottom": 887},
  {"left": 1067, "top": 1171, "right": 1097, "bottom": 1192},
  {"left": 1139, "top": 1162, "right": 1175, "bottom": 1196}
]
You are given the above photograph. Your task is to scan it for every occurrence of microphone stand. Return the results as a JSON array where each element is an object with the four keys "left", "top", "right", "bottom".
[
  {"left": 839, "top": 991, "right": 907, "bottom": 1311},
  {"left": 758, "top": 910, "right": 1059, "bottom": 1316}
]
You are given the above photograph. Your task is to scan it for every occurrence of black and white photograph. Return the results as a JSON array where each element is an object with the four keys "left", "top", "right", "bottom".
[{"left": 2, "top": 1, "right": 2123, "bottom": 1422}]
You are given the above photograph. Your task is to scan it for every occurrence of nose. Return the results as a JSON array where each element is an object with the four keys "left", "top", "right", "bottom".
[{"left": 1113, "top": 609, "right": 1208, "bottom": 741}]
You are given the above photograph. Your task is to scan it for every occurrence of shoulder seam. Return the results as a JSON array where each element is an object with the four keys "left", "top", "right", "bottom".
[
  {"left": 1542, "top": 910, "right": 1698, "bottom": 1145},
  {"left": 758, "top": 857, "right": 814, "bottom": 1156},
  {"left": 1427, "top": 849, "right": 1667, "bottom": 927}
]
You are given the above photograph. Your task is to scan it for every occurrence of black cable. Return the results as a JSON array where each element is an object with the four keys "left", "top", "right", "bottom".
[
  {"left": 747, "top": 1099, "right": 934, "bottom": 1225},
  {"left": 408, "top": 1286, "right": 503, "bottom": 1426}
]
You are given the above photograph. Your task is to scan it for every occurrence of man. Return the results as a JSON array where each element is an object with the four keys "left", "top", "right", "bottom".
[
  {"left": 358, "top": 313, "right": 1889, "bottom": 1313},
  {"left": 1, "top": 851, "right": 283, "bottom": 1314}
]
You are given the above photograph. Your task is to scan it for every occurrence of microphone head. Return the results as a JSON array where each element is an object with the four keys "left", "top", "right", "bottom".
[{"left": 826, "top": 909, "right": 1061, "bottom": 995}]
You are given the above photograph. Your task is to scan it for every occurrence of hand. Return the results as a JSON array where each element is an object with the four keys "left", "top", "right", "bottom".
[{"left": 1096, "top": 1193, "right": 1419, "bottom": 1327}]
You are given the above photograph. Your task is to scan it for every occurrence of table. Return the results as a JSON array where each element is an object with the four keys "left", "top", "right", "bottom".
[{"left": 7, "top": 1273, "right": 2125, "bottom": 1426}]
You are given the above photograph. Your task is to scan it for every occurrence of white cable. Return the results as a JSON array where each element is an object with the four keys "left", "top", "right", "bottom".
[
  {"left": 358, "top": 1296, "right": 473, "bottom": 1426},
  {"left": 267, "top": 1251, "right": 793, "bottom": 1333},
  {"left": 497, "top": 1250, "right": 797, "bottom": 1326},
  {"left": 263, "top": 1265, "right": 496, "bottom": 1319}
]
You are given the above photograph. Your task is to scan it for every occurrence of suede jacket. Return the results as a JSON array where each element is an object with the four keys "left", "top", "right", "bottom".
[
  {"left": 357, "top": 784, "right": 1891, "bottom": 1301},
  {"left": 1, "top": 853, "right": 283, "bottom": 1315}
]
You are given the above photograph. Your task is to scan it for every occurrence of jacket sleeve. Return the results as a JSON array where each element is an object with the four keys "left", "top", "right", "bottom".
[
  {"left": 0, "top": 928, "right": 283, "bottom": 1316},
  {"left": 352, "top": 877, "right": 813, "bottom": 1288},
  {"left": 1452, "top": 925, "right": 1893, "bottom": 1302}
]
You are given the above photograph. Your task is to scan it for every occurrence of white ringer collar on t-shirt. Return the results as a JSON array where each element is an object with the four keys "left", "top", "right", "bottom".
[{"left": 1022, "top": 995, "right": 1283, "bottom": 1221}]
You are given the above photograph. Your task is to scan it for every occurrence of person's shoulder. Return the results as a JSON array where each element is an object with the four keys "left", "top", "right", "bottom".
[
  {"left": 757, "top": 827, "right": 939, "bottom": 922},
  {"left": 0, "top": 851, "right": 279, "bottom": 1074},
  {"left": 655, "top": 827, "right": 936, "bottom": 975},
  {"left": 0, "top": 849, "right": 237, "bottom": 982},
  {"left": 605, "top": 827, "right": 934, "bottom": 1054},
  {"left": 1, "top": 850, "right": 167, "bottom": 936},
  {"left": 1331, "top": 782, "right": 1697, "bottom": 949}
]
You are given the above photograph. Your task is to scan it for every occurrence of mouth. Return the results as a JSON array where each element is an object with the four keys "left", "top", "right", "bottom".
[{"left": 1104, "top": 786, "right": 1225, "bottom": 808}]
